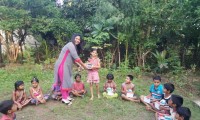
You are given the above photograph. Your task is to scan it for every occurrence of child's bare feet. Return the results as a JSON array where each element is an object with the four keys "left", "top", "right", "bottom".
[
  {"left": 146, "top": 105, "right": 151, "bottom": 110},
  {"left": 90, "top": 96, "right": 93, "bottom": 100},
  {"left": 98, "top": 94, "right": 101, "bottom": 99}
]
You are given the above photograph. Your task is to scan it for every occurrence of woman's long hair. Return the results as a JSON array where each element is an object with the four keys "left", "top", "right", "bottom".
[{"left": 71, "top": 33, "right": 85, "bottom": 54}]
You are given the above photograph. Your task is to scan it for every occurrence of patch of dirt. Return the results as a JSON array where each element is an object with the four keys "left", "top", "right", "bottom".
[{"left": 16, "top": 101, "right": 66, "bottom": 120}]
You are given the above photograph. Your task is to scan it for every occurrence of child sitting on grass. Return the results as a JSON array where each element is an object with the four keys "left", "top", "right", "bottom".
[
  {"left": 12, "top": 80, "right": 31, "bottom": 110},
  {"left": 51, "top": 82, "right": 62, "bottom": 101},
  {"left": 121, "top": 75, "right": 140, "bottom": 102},
  {"left": 0, "top": 100, "right": 17, "bottom": 120},
  {"left": 71, "top": 74, "right": 86, "bottom": 98},
  {"left": 140, "top": 76, "right": 164, "bottom": 107},
  {"left": 29, "top": 77, "right": 49, "bottom": 105},
  {"left": 103, "top": 73, "right": 118, "bottom": 99},
  {"left": 147, "top": 83, "right": 175, "bottom": 113},
  {"left": 155, "top": 94, "right": 183, "bottom": 120},
  {"left": 175, "top": 107, "right": 191, "bottom": 120}
]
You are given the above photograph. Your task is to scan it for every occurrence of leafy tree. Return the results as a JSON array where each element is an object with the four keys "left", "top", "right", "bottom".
[{"left": 0, "top": 5, "right": 30, "bottom": 62}]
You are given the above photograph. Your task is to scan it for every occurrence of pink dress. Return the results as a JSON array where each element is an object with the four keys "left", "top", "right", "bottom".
[
  {"left": 31, "top": 87, "right": 42, "bottom": 98},
  {"left": 87, "top": 58, "right": 100, "bottom": 83}
]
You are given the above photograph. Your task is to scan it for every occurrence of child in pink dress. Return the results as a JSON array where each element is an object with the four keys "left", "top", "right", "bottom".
[
  {"left": 86, "top": 48, "right": 101, "bottom": 100},
  {"left": 71, "top": 74, "right": 86, "bottom": 98},
  {"left": 12, "top": 81, "right": 31, "bottom": 110},
  {"left": 0, "top": 100, "right": 17, "bottom": 120},
  {"left": 29, "top": 77, "right": 49, "bottom": 105}
]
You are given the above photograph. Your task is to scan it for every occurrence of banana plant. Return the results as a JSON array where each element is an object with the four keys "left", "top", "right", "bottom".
[{"left": 152, "top": 50, "right": 168, "bottom": 73}]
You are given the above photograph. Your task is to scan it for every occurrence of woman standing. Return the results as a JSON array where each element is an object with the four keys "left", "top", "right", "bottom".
[{"left": 53, "top": 34, "right": 87, "bottom": 105}]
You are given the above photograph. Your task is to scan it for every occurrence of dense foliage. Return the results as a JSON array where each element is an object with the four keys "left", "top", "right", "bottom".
[{"left": 0, "top": 0, "right": 200, "bottom": 72}]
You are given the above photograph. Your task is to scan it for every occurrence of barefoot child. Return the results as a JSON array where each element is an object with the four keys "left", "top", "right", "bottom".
[
  {"left": 29, "top": 77, "right": 49, "bottom": 105},
  {"left": 147, "top": 83, "right": 175, "bottom": 113},
  {"left": 103, "top": 73, "right": 118, "bottom": 98},
  {"left": 0, "top": 100, "right": 17, "bottom": 120},
  {"left": 12, "top": 81, "right": 31, "bottom": 110},
  {"left": 155, "top": 94, "right": 183, "bottom": 120},
  {"left": 140, "top": 76, "right": 163, "bottom": 107},
  {"left": 121, "top": 75, "right": 140, "bottom": 102},
  {"left": 86, "top": 48, "right": 101, "bottom": 100},
  {"left": 71, "top": 74, "right": 86, "bottom": 98},
  {"left": 51, "top": 82, "right": 62, "bottom": 101}
]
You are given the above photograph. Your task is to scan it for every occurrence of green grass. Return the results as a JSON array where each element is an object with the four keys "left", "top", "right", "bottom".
[{"left": 0, "top": 64, "right": 199, "bottom": 120}]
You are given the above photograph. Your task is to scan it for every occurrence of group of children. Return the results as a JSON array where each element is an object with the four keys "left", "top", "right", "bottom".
[
  {"left": 56, "top": 73, "right": 191, "bottom": 120},
  {"left": 139, "top": 76, "right": 191, "bottom": 120},
  {"left": 0, "top": 74, "right": 192, "bottom": 120},
  {"left": 0, "top": 48, "right": 191, "bottom": 120},
  {"left": 0, "top": 77, "right": 49, "bottom": 120}
]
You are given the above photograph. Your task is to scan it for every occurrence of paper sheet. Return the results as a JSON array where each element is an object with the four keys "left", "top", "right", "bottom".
[{"left": 144, "top": 96, "right": 151, "bottom": 103}]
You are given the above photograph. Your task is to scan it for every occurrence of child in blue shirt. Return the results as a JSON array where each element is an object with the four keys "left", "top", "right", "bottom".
[
  {"left": 147, "top": 83, "right": 175, "bottom": 113},
  {"left": 140, "top": 76, "right": 164, "bottom": 108}
]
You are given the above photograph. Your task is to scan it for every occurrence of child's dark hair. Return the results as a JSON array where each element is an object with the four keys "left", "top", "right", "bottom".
[
  {"left": 153, "top": 76, "right": 161, "bottom": 81},
  {"left": 31, "top": 77, "right": 39, "bottom": 83},
  {"left": 90, "top": 48, "right": 97, "bottom": 52},
  {"left": 177, "top": 107, "right": 191, "bottom": 120},
  {"left": 171, "top": 94, "right": 183, "bottom": 108},
  {"left": 0, "top": 100, "right": 14, "bottom": 115},
  {"left": 107, "top": 73, "right": 114, "bottom": 80},
  {"left": 75, "top": 73, "right": 81, "bottom": 79},
  {"left": 127, "top": 75, "right": 134, "bottom": 81},
  {"left": 14, "top": 80, "right": 24, "bottom": 91},
  {"left": 164, "top": 83, "right": 175, "bottom": 93}
]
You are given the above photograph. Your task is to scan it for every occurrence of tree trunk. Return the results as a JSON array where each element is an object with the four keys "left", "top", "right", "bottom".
[
  {"left": 118, "top": 41, "right": 120, "bottom": 67},
  {"left": 125, "top": 40, "right": 128, "bottom": 66},
  {"left": 137, "top": 45, "right": 143, "bottom": 67},
  {"left": 20, "top": 43, "right": 24, "bottom": 64},
  {"left": 180, "top": 46, "right": 186, "bottom": 67},
  {"left": 0, "top": 41, "right": 3, "bottom": 63},
  {"left": 142, "top": 50, "right": 151, "bottom": 67},
  {"left": 5, "top": 31, "right": 10, "bottom": 62}
]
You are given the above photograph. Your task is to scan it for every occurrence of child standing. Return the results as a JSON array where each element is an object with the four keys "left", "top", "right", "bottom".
[
  {"left": 29, "top": 77, "right": 48, "bottom": 105},
  {"left": 103, "top": 73, "right": 118, "bottom": 99},
  {"left": 121, "top": 75, "right": 140, "bottom": 102},
  {"left": 140, "top": 76, "right": 164, "bottom": 107},
  {"left": 175, "top": 107, "right": 191, "bottom": 120},
  {"left": 12, "top": 81, "right": 31, "bottom": 110},
  {"left": 71, "top": 74, "right": 86, "bottom": 98},
  {"left": 87, "top": 48, "right": 101, "bottom": 100},
  {"left": 0, "top": 100, "right": 17, "bottom": 120}
]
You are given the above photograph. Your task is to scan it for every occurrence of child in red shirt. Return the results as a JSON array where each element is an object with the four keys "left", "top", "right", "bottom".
[
  {"left": 71, "top": 74, "right": 86, "bottom": 98},
  {"left": 0, "top": 100, "right": 17, "bottom": 120}
]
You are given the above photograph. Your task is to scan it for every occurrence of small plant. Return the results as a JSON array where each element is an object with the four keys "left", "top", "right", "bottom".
[
  {"left": 118, "top": 60, "right": 130, "bottom": 73},
  {"left": 133, "top": 66, "right": 141, "bottom": 78},
  {"left": 152, "top": 50, "right": 168, "bottom": 74},
  {"left": 190, "top": 64, "right": 196, "bottom": 73}
]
